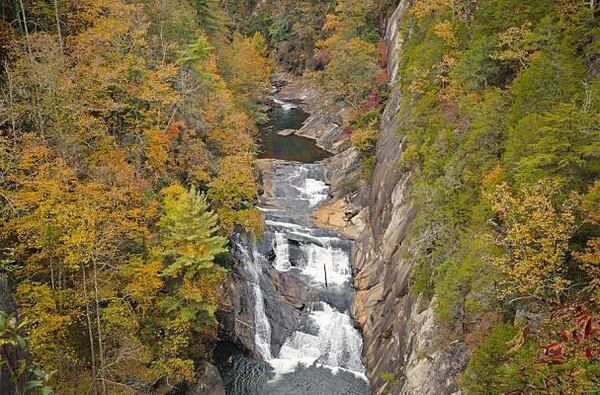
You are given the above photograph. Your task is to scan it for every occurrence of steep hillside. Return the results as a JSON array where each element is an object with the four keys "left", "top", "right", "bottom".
[{"left": 352, "top": 0, "right": 600, "bottom": 394}]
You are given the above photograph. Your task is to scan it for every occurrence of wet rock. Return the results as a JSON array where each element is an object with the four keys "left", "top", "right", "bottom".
[
  {"left": 277, "top": 128, "right": 297, "bottom": 136},
  {"left": 272, "top": 71, "right": 331, "bottom": 114},
  {"left": 187, "top": 363, "right": 226, "bottom": 395},
  {"left": 219, "top": 160, "right": 367, "bottom": 394},
  {"left": 272, "top": 72, "right": 354, "bottom": 155},
  {"left": 218, "top": 273, "right": 259, "bottom": 356}
]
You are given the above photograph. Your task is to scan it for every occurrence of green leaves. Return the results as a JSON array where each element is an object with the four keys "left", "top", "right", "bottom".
[
  {"left": 510, "top": 45, "right": 586, "bottom": 120},
  {"left": 178, "top": 35, "right": 214, "bottom": 78},
  {"left": 159, "top": 184, "right": 227, "bottom": 279},
  {"left": 156, "top": 183, "right": 226, "bottom": 337},
  {"left": 322, "top": 37, "right": 378, "bottom": 106},
  {"left": 0, "top": 310, "right": 54, "bottom": 394},
  {"left": 505, "top": 103, "right": 600, "bottom": 189}
]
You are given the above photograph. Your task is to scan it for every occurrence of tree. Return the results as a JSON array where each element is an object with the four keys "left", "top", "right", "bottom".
[
  {"left": 159, "top": 184, "right": 226, "bottom": 280},
  {"left": 317, "top": 0, "right": 380, "bottom": 106},
  {"left": 154, "top": 184, "right": 227, "bottom": 382},
  {"left": 217, "top": 32, "right": 273, "bottom": 122},
  {"left": 505, "top": 103, "right": 600, "bottom": 189},
  {"left": 484, "top": 180, "right": 579, "bottom": 302},
  {"left": 510, "top": 45, "right": 586, "bottom": 120},
  {"left": 0, "top": 0, "right": 260, "bottom": 390},
  {"left": 322, "top": 37, "right": 378, "bottom": 106},
  {"left": 208, "top": 154, "right": 262, "bottom": 235},
  {"left": 0, "top": 310, "right": 53, "bottom": 395}
]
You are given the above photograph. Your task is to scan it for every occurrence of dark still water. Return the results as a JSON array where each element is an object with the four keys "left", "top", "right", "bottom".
[{"left": 259, "top": 102, "right": 330, "bottom": 163}]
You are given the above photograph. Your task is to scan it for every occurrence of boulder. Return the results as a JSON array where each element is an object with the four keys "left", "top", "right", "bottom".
[{"left": 187, "top": 362, "right": 226, "bottom": 395}]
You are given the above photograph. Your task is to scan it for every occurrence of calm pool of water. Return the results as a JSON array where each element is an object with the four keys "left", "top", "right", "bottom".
[{"left": 259, "top": 103, "right": 330, "bottom": 163}]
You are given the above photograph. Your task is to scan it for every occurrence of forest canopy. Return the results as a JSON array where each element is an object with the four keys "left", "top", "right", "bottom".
[{"left": 0, "top": 0, "right": 271, "bottom": 392}]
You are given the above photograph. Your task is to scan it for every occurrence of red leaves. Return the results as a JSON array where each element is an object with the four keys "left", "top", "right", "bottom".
[
  {"left": 584, "top": 317, "right": 596, "bottom": 338},
  {"left": 559, "top": 330, "right": 569, "bottom": 341},
  {"left": 542, "top": 305, "right": 598, "bottom": 365},
  {"left": 167, "top": 121, "right": 185, "bottom": 138},
  {"left": 577, "top": 310, "right": 591, "bottom": 326},
  {"left": 541, "top": 341, "right": 565, "bottom": 364},
  {"left": 585, "top": 346, "right": 593, "bottom": 362},
  {"left": 361, "top": 88, "right": 382, "bottom": 112},
  {"left": 572, "top": 329, "right": 584, "bottom": 343}
]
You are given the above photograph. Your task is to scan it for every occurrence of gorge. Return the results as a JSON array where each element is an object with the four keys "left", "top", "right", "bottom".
[
  {"left": 1, "top": 0, "right": 599, "bottom": 394},
  {"left": 217, "top": 90, "right": 369, "bottom": 394}
]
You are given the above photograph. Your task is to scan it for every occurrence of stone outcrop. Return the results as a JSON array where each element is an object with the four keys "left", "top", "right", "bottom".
[
  {"left": 187, "top": 362, "right": 227, "bottom": 395},
  {"left": 349, "top": 2, "right": 467, "bottom": 394},
  {"left": 272, "top": 72, "right": 355, "bottom": 155}
]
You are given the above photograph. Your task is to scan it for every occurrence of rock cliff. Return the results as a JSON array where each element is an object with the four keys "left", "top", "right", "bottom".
[{"left": 350, "top": 2, "right": 467, "bottom": 394}]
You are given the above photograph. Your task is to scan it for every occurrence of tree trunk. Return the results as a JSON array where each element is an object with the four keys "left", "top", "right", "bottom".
[
  {"left": 92, "top": 262, "right": 107, "bottom": 395},
  {"left": 53, "top": 0, "right": 64, "bottom": 54},
  {"left": 2, "top": 61, "right": 18, "bottom": 151},
  {"left": 17, "top": 0, "right": 30, "bottom": 53},
  {"left": 81, "top": 265, "right": 98, "bottom": 395}
]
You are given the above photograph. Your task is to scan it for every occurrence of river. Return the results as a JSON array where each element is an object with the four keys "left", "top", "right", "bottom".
[{"left": 216, "top": 96, "right": 370, "bottom": 395}]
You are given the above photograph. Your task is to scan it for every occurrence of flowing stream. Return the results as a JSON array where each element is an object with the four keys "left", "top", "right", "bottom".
[{"left": 218, "top": 98, "right": 369, "bottom": 395}]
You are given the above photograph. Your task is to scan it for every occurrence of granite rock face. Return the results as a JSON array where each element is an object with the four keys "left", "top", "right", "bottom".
[{"left": 349, "top": 2, "right": 467, "bottom": 394}]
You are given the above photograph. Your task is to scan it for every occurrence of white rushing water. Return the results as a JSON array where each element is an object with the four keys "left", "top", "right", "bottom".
[
  {"left": 271, "top": 302, "right": 366, "bottom": 377},
  {"left": 262, "top": 165, "right": 364, "bottom": 375},
  {"left": 232, "top": 162, "right": 367, "bottom": 394},
  {"left": 300, "top": 178, "right": 329, "bottom": 207},
  {"left": 272, "top": 232, "right": 291, "bottom": 272},
  {"left": 252, "top": 283, "right": 273, "bottom": 360},
  {"left": 272, "top": 97, "right": 299, "bottom": 111},
  {"left": 298, "top": 242, "right": 352, "bottom": 286},
  {"left": 237, "top": 243, "right": 273, "bottom": 360}
]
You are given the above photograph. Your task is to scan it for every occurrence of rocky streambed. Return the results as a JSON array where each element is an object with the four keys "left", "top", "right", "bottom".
[{"left": 215, "top": 87, "right": 369, "bottom": 395}]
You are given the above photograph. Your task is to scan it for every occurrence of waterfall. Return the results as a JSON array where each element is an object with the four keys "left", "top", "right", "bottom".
[
  {"left": 252, "top": 283, "right": 273, "bottom": 360},
  {"left": 298, "top": 241, "right": 351, "bottom": 286},
  {"left": 299, "top": 178, "right": 329, "bottom": 207},
  {"left": 273, "top": 302, "right": 365, "bottom": 376},
  {"left": 229, "top": 161, "right": 369, "bottom": 394},
  {"left": 272, "top": 97, "right": 299, "bottom": 110},
  {"left": 236, "top": 243, "right": 273, "bottom": 360},
  {"left": 272, "top": 232, "right": 291, "bottom": 272}
]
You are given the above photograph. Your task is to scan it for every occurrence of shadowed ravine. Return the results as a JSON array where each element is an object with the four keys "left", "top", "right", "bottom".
[{"left": 217, "top": 99, "right": 370, "bottom": 395}]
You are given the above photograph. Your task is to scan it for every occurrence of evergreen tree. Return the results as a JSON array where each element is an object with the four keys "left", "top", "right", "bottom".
[
  {"left": 159, "top": 184, "right": 227, "bottom": 280},
  {"left": 193, "top": 0, "right": 220, "bottom": 34}
]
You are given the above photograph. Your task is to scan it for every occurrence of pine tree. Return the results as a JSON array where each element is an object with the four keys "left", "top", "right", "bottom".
[
  {"left": 160, "top": 184, "right": 227, "bottom": 279},
  {"left": 193, "top": 0, "right": 220, "bottom": 34}
]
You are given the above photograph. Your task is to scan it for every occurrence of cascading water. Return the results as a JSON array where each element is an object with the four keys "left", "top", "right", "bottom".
[
  {"left": 220, "top": 98, "right": 369, "bottom": 395},
  {"left": 272, "top": 232, "right": 291, "bottom": 272}
]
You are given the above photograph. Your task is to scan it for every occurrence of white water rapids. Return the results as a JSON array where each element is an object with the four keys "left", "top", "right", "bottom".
[
  {"left": 257, "top": 163, "right": 365, "bottom": 376},
  {"left": 226, "top": 162, "right": 368, "bottom": 394}
]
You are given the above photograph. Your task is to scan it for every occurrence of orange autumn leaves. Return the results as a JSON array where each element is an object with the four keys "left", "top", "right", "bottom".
[{"left": 0, "top": 0, "right": 270, "bottom": 390}]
